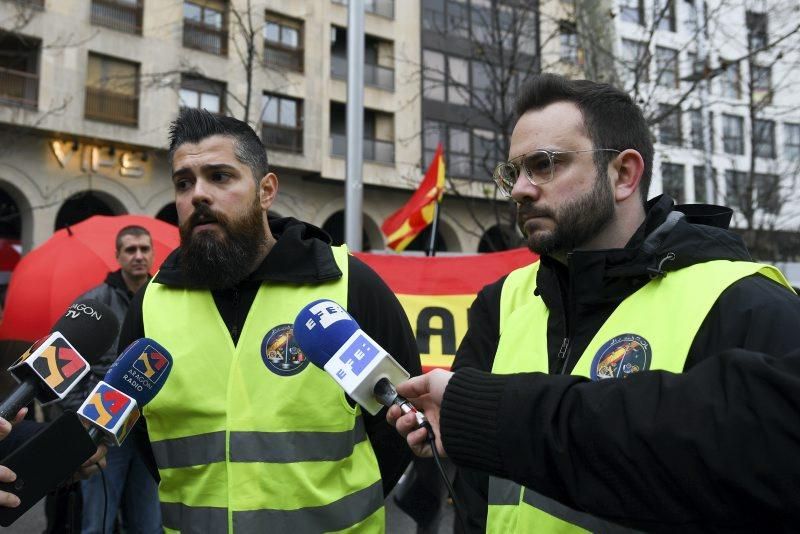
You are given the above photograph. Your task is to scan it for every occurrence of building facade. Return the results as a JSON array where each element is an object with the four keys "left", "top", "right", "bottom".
[{"left": 0, "top": 0, "right": 534, "bottom": 255}]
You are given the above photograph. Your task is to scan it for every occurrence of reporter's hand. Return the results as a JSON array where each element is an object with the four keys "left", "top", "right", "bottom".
[
  {"left": 386, "top": 369, "right": 453, "bottom": 458},
  {"left": 0, "top": 465, "right": 20, "bottom": 508},
  {"left": 71, "top": 444, "right": 107, "bottom": 482},
  {"left": 0, "top": 408, "right": 28, "bottom": 441}
]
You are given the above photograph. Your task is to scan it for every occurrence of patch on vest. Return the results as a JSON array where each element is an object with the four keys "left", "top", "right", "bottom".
[
  {"left": 260, "top": 324, "right": 309, "bottom": 376},
  {"left": 590, "top": 334, "right": 651, "bottom": 380}
]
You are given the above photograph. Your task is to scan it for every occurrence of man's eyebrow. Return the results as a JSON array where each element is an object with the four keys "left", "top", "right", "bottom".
[{"left": 172, "top": 163, "right": 238, "bottom": 179}]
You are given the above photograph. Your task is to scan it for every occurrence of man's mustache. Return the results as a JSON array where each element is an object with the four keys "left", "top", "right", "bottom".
[
  {"left": 517, "top": 201, "right": 553, "bottom": 221},
  {"left": 183, "top": 204, "right": 227, "bottom": 231}
]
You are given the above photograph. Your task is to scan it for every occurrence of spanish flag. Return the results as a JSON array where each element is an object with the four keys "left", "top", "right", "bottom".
[{"left": 381, "top": 143, "right": 446, "bottom": 251}]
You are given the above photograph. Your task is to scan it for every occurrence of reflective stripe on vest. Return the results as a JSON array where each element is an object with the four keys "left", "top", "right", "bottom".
[
  {"left": 162, "top": 481, "right": 384, "bottom": 534},
  {"left": 143, "top": 245, "right": 385, "bottom": 533},
  {"left": 487, "top": 260, "right": 792, "bottom": 533}
]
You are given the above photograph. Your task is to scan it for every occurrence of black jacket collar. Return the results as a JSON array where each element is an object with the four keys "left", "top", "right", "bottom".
[{"left": 153, "top": 216, "right": 342, "bottom": 289}]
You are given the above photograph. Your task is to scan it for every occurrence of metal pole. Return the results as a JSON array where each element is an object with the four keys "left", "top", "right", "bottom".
[
  {"left": 699, "top": 1, "right": 714, "bottom": 203},
  {"left": 345, "top": 0, "right": 365, "bottom": 251},
  {"left": 426, "top": 202, "right": 440, "bottom": 257}
]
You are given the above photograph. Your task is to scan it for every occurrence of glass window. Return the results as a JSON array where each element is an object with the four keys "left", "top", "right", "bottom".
[
  {"left": 183, "top": 2, "right": 201, "bottom": 21},
  {"left": 756, "top": 173, "right": 780, "bottom": 214},
  {"left": 179, "top": 88, "right": 198, "bottom": 108},
  {"left": 471, "top": 128, "right": 496, "bottom": 179},
  {"left": 752, "top": 65, "right": 771, "bottom": 104},
  {"left": 785, "top": 123, "right": 800, "bottom": 160},
  {"left": 720, "top": 61, "right": 740, "bottom": 99},
  {"left": 661, "top": 163, "right": 685, "bottom": 203},
  {"left": 560, "top": 21, "right": 581, "bottom": 65},
  {"left": 423, "top": 50, "right": 445, "bottom": 101},
  {"left": 725, "top": 170, "right": 749, "bottom": 209},
  {"left": 693, "top": 165, "right": 708, "bottom": 203},
  {"left": 746, "top": 11, "right": 768, "bottom": 50},
  {"left": 722, "top": 114, "right": 744, "bottom": 155},
  {"left": 655, "top": 0, "right": 676, "bottom": 31},
  {"left": 449, "top": 125, "right": 471, "bottom": 177},
  {"left": 621, "top": 39, "right": 649, "bottom": 84},
  {"left": 658, "top": 104, "right": 682, "bottom": 146},
  {"left": 656, "top": 47, "right": 679, "bottom": 88},
  {"left": 619, "top": 0, "right": 644, "bottom": 24},
  {"left": 753, "top": 119, "right": 775, "bottom": 159},
  {"left": 262, "top": 93, "right": 301, "bottom": 127},
  {"left": 180, "top": 75, "right": 224, "bottom": 113},
  {"left": 447, "top": 56, "right": 469, "bottom": 105},
  {"left": 471, "top": 60, "right": 492, "bottom": 108},
  {"left": 265, "top": 22, "right": 279, "bottom": 42},
  {"left": 199, "top": 93, "right": 220, "bottom": 113},
  {"left": 690, "top": 109, "right": 704, "bottom": 150}
]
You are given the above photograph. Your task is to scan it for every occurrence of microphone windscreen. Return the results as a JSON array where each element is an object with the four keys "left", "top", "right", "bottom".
[
  {"left": 50, "top": 300, "right": 119, "bottom": 364},
  {"left": 104, "top": 338, "right": 172, "bottom": 407},
  {"left": 293, "top": 300, "right": 360, "bottom": 368}
]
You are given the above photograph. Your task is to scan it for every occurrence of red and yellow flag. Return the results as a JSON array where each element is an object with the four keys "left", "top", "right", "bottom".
[{"left": 381, "top": 143, "right": 446, "bottom": 251}]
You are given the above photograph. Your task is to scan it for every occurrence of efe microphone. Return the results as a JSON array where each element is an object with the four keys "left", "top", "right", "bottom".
[
  {"left": 0, "top": 299, "right": 120, "bottom": 421},
  {"left": 77, "top": 338, "right": 172, "bottom": 445},
  {"left": 293, "top": 299, "right": 426, "bottom": 425}
]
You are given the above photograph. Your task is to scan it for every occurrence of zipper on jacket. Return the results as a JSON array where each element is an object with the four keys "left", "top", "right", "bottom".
[{"left": 556, "top": 337, "right": 570, "bottom": 374}]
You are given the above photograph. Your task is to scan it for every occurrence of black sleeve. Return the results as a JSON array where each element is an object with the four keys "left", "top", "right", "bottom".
[
  {"left": 686, "top": 274, "right": 800, "bottom": 368},
  {"left": 118, "top": 283, "right": 160, "bottom": 483},
  {"left": 346, "top": 255, "right": 421, "bottom": 496},
  {"left": 441, "top": 348, "right": 800, "bottom": 532},
  {"left": 449, "top": 277, "right": 505, "bottom": 533}
]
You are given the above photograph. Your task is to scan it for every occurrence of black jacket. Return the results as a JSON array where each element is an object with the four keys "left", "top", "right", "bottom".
[
  {"left": 448, "top": 195, "right": 800, "bottom": 532},
  {"left": 119, "top": 216, "right": 421, "bottom": 496}
]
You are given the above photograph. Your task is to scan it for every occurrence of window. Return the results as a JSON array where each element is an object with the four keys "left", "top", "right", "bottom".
[
  {"left": 683, "top": 0, "right": 699, "bottom": 31},
  {"left": 746, "top": 11, "right": 768, "bottom": 50},
  {"left": 183, "top": 1, "right": 227, "bottom": 55},
  {"left": 560, "top": 21, "right": 583, "bottom": 65},
  {"left": 471, "top": 60, "right": 493, "bottom": 109},
  {"left": 692, "top": 165, "right": 713, "bottom": 203},
  {"left": 621, "top": 39, "right": 650, "bottom": 84},
  {"left": 91, "top": 0, "right": 143, "bottom": 35},
  {"left": 471, "top": 128, "right": 497, "bottom": 179},
  {"left": 422, "top": 50, "right": 445, "bottom": 101},
  {"left": 446, "top": 0, "right": 469, "bottom": 37},
  {"left": 447, "top": 56, "right": 469, "bottom": 105},
  {"left": 720, "top": 61, "right": 740, "bottom": 99},
  {"left": 261, "top": 93, "right": 303, "bottom": 153},
  {"left": 655, "top": 0, "right": 676, "bottom": 31},
  {"left": 690, "top": 109, "right": 705, "bottom": 149},
  {"left": 722, "top": 114, "right": 744, "bottom": 155},
  {"left": 655, "top": 47, "right": 679, "bottom": 88},
  {"left": 619, "top": 0, "right": 644, "bottom": 24},
  {"left": 0, "top": 32, "right": 40, "bottom": 109},
  {"left": 661, "top": 163, "right": 685, "bottom": 203},
  {"left": 753, "top": 119, "right": 775, "bottom": 159},
  {"left": 424, "top": 119, "right": 498, "bottom": 180},
  {"left": 84, "top": 53, "right": 139, "bottom": 125},
  {"left": 422, "top": 0, "right": 445, "bottom": 32},
  {"left": 756, "top": 173, "right": 780, "bottom": 214},
  {"left": 785, "top": 123, "right": 800, "bottom": 160},
  {"left": 264, "top": 12, "right": 303, "bottom": 72},
  {"left": 752, "top": 65, "right": 771, "bottom": 104},
  {"left": 658, "top": 105, "right": 682, "bottom": 145},
  {"left": 179, "top": 75, "right": 225, "bottom": 113},
  {"left": 331, "top": 0, "right": 395, "bottom": 19},
  {"left": 725, "top": 170, "right": 749, "bottom": 209}
]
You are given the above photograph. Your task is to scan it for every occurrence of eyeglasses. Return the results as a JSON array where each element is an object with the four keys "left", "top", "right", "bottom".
[{"left": 492, "top": 149, "right": 621, "bottom": 198}]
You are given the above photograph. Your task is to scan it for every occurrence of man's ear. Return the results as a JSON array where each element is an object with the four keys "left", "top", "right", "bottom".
[
  {"left": 612, "top": 149, "right": 645, "bottom": 202},
  {"left": 259, "top": 173, "right": 279, "bottom": 210}
]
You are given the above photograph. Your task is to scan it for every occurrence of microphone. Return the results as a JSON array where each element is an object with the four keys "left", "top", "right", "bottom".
[
  {"left": 293, "top": 299, "right": 426, "bottom": 425},
  {"left": 0, "top": 299, "right": 119, "bottom": 421},
  {"left": 77, "top": 338, "right": 172, "bottom": 445}
]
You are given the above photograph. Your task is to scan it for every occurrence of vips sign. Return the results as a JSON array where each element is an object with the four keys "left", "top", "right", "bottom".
[{"left": 354, "top": 248, "right": 536, "bottom": 371}]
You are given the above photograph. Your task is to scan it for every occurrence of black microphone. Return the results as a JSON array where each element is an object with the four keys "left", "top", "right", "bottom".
[{"left": 0, "top": 299, "right": 119, "bottom": 421}]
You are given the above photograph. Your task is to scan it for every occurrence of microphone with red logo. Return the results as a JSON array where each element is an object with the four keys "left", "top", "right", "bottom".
[
  {"left": 77, "top": 338, "right": 172, "bottom": 445},
  {"left": 0, "top": 299, "right": 120, "bottom": 421},
  {"left": 293, "top": 299, "right": 426, "bottom": 425}
]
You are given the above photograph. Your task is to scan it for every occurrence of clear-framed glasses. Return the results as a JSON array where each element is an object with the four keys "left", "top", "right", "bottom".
[{"left": 492, "top": 149, "right": 621, "bottom": 198}]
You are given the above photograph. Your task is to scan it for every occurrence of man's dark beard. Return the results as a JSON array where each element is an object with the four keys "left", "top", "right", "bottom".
[
  {"left": 517, "top": 171, "right": 615, "bottom": 256},
  {"left": 179, "top": 200, "right": 267, "bottom": 289}
]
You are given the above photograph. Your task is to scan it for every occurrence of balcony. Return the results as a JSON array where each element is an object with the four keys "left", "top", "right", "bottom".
[
  {"left": 0, "top": 67, "right": 38, "bottom": 108},
  {"left": 264, "top": 43, "right": 303, "bottom": 72},
  {"left": 330, "top": 133, "right": 394, "bottom": 164},
  {"left": 84, "top": 87, "right": 138, "bottom": 126},
  {"left": 262, "top": 124, "right": 303, "bottom": 153},
  {"left": 331, "top": 55, "right": 394, "bottom": 91},
  {"left": 91, "top": 0, "right": 143, "bottom": 35},
  {"left": 183, "top": 19, "right": 227, "bottom": 56},
  {"left": 332, "top": 0, "right": 394, "bottom": 19}
]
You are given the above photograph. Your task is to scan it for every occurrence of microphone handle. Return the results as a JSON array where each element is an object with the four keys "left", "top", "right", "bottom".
[
  {"left": 87, "top": 425, "right": 102, "bottom": 445},
  {"left": 0, "top": 379, "right": 38, "bottom": 421}
]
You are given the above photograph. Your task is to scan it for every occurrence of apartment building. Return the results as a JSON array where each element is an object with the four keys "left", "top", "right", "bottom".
[{"left": 0, "top": 0, "right": 527, "bottom": 254}]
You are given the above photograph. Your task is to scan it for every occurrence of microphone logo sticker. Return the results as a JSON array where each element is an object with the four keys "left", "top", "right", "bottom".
[
  {"left": 336, "top": 334, "right": 379, "bottom": 377},
  {"left": 81, "top": 384, "right": 133, "bottom": 428},
  {"left": 308, "top": 301, "right": 350, "bottom": 329},
  {"left": 133, "top": 346, "right": 170, "bottom": 383},
  {"left": 31, "top": 338, "right": 88, "bottom": 394},
  {"left": 261, "top": 324, "right": 309, "bottom": 376},
  {"left": 590, "top": 334, "right": 652, "bottom": 380}
]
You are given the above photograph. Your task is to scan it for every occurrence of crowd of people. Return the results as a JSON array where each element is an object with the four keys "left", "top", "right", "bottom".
[{"left": 0, "top": 73, "right": 799, "bottom": 533}]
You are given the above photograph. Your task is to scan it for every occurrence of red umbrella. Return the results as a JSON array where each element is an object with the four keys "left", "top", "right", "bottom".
[{"left": 0, "top": 215, "right": 179, "bottom": 343}]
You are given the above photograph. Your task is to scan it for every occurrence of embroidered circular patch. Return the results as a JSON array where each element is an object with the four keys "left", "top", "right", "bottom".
[
  {"left": 261, "top": 324, "right": 309, "bottom": 376},
  {"left": 590, "top": 334, "right": 651, "bottom": 380}
]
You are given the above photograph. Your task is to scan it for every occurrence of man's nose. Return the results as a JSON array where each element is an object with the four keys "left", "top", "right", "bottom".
[
  {"left": 511, "top": 174, "right": 541, "bottom": 203},
  {"left": 191, "top": 179, "right": 213, "bottom": 206}
]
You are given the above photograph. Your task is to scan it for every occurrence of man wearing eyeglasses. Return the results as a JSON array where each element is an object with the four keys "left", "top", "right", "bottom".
[{"left": 391, "top": 74, "right": 800, "bottom": 532}]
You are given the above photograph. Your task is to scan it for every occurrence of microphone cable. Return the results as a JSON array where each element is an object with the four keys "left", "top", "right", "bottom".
[
  {"left": 422, "top": 421, "right": 468, "bottom": 533},
  {"left": 98, "top": 462, "right": 108, "bottom": 534}
]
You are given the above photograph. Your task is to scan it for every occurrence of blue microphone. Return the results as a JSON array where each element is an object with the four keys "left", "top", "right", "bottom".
[
  {"left": 294, "top": 299, "right": 425, "bottom": 424},
  {"left": 77, "top": 338, "right": 172, "bottom": 445}
]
